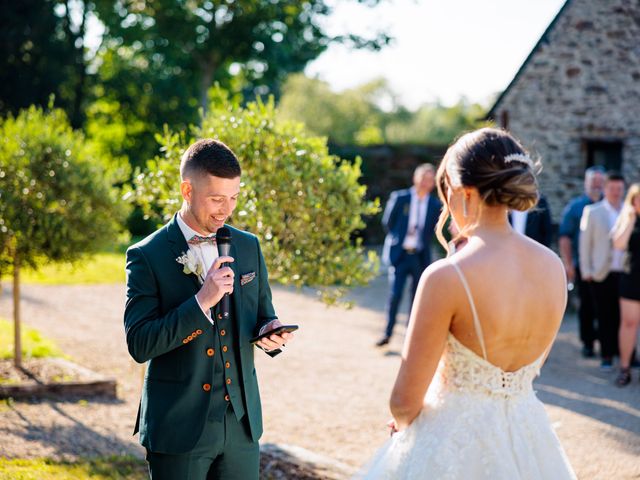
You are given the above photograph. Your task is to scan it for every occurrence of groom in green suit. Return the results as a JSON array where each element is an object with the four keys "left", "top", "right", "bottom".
[{"left": 124, "top": 139, "right": 293, "bottom": 479}]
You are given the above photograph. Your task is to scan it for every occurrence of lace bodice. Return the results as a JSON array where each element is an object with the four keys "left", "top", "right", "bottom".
[{"left": 439, "top": 334, "right": 543, "bottom": 398}]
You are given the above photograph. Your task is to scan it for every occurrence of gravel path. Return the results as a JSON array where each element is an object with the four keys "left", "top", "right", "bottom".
[{"left": 0, "top": 276, "right": 639, "bottom": 479}]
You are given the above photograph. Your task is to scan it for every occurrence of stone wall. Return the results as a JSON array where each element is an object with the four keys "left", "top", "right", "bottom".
[{"left": 490, "top": 0, "right": 640, "bottom": 222}]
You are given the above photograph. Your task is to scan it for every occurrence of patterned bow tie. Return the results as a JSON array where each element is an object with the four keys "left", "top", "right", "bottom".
[{"left": 188, "top": 234, "right": 216, "bottom": 246}]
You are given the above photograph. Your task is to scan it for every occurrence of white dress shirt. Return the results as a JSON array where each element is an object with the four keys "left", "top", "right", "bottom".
[
  {"left": 403, "top": 188, "right": 430, "bottom": 250},
  {"left": 603, "top": 200, "right": 624, "bottom": 272},
  {"left": 177, "top": 213, "right": 218, "bottom": 323},
  {"left": 511, "top": 210, "right": 528, "bottom": 236}
]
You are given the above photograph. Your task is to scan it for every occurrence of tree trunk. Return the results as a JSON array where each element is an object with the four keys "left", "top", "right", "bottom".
[
  {"left": 13, "top": 254, "right": 21, "bottom": 369},
  {"left": 64, "top": 0, "right": 88, "bottom": 128},
  {"left": 199, "top": 62, "right": 216, "bottom": 118}
]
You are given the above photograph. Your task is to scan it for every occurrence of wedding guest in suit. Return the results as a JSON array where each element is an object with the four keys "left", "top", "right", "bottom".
[
  {"left": 124, "top": 139, "right": 293, "bottom": 479},
  {"left": 559, "top": 166, "right": 605, "bottom": 357},
  {"left": 509, "top": 195, "right": 553, "bottom": 247},
  {"left": 611, "top": 183, "right": 640, "bottom": 386},
  {"left": 579, "top": 171, "right": 626, "bottom": 371},
  {"left": 377, "top": 164, "right": 442, "bottom": 346}
]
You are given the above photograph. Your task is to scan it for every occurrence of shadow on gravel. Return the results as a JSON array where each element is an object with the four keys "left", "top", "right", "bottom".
[
  {"left": 535, "top": 318, "right": 640, "bottom": 456},
  {"left": 0, "top": 288, "right": 48, "bottom": 307},
  {"left": 2, "top": 398, "right": 139, "bottom": 459}
]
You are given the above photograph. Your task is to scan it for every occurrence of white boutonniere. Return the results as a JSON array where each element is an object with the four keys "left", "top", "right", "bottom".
[{"left": 176, "top": 250, "right": 204, "bottom": 283}]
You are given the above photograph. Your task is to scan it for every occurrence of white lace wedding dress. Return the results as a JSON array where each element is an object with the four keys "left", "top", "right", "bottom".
[{"left": 358, "top": 260, "right": 576, "bottom": 479}]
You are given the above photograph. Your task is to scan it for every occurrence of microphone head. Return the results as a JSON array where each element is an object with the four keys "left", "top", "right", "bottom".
[{"left": 216, "top": 227, "right": 232, "bottom": 245}]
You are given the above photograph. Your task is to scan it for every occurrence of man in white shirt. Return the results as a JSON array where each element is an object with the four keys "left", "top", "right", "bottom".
[
  {"left": 378, "top": 164, "right": 442, "bottom": 346},
  {"left": 508, "top": 196, "right": 552, "bottom": 247},
  {"left": 579, "top": 171, "right": 626, "bottom": 370}
]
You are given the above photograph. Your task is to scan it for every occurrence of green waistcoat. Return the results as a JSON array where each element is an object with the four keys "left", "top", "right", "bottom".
[{"left": 208, "top": 301, "right": 246, "bottom": 422}]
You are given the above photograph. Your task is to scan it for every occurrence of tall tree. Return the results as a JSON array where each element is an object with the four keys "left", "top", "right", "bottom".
[
  {"left": 93, "top": 0, "right": 390, "bottom": 114},
  {"left": 0, "top": 0, "right": 95, "bottom": 127}
]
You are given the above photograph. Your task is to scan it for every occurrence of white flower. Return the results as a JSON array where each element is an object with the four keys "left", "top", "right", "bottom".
[{"left": 176, "top": 250, "right": 204, "bottom": 283}]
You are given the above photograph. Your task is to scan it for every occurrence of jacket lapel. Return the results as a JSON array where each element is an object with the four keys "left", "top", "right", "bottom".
[
  {"left": 229, "top": 239, "right": 253, "bottom": 345},
  {"left": 166, "top": 213, "right": 202, "bottom": 292},
  {"left": 229, "top": 240, "right": 243, "bottom": 330}
]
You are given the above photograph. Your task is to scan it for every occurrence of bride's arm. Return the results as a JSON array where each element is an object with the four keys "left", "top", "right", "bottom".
[{"left": 389, "top": 261, "right": 455, "bottom": 431}]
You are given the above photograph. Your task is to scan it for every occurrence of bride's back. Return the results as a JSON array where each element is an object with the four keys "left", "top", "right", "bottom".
[
  {"left": 429, "top": 127, "right": 567, "bottom": 372},
  {"left": 448, "top": 232, "right": 566, "bottom": 372}
]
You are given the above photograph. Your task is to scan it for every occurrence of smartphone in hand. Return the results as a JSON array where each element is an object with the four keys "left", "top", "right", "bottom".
[{"left": 250, "top": 325, "right": 299, "bottom": 344}]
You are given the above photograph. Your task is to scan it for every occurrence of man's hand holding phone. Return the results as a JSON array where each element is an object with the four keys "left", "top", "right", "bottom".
[{"left": 253, "top": 319, "right": 297, "bottom": 352}]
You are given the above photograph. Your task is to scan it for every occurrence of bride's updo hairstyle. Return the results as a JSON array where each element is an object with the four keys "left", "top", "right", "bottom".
[{"left": 435, "top": 127, "right": 541, "bottom": 250}]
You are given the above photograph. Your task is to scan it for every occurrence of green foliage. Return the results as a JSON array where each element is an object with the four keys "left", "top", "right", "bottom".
[
  {"left": 0, "top": 318, "right": 63, "bottom": 359},
  {"left": 278, "top": 74, "right": 491, "bottom": 146},
  {"left": 0, "top": 1, "right": 97, "bottom": 128},
  {"left": 278, "top": 74, "right": 387, "bottom": 145},
  {"left": 93, "top": 0, "right": 389, "bottom": 108},
  {"left": 134, "top": 89, "right": 380, "bottom": 304},
  {"left": 0, "top": 456, "right": 147, "bottom": 480},
  {"left": 82, "top": 0, "right": 390, "bottom": 179},
  {"left": 384, "top": 100, "right": 491, "bottom": 145},
  {"left": 0, "top": 104, "right": 129, "bottom": 270}
]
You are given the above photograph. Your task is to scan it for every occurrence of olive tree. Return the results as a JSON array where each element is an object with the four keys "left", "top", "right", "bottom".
[{"left": 0, "top": 105, "right": 127, "bottom": 367}]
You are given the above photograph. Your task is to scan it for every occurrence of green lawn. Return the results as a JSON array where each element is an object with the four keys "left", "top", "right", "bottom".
[
  {"left": 0, "top": 318, "right": 64, "bottom": 360},
  {"left": 17, "top": 252, "right": 126, "bottom": 285},
  {"left": 0, "top": 456, "right": 147, "bottom": 480}
]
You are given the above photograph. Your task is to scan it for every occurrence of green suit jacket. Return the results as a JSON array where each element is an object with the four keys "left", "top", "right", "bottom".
[{"left": 124, "top": 214, "right": 279, "bottom": 454}]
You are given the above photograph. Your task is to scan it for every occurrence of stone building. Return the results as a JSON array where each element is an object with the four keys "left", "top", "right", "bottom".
[{"left": 487, "top": 0, "right": 640, "bottom": 221}]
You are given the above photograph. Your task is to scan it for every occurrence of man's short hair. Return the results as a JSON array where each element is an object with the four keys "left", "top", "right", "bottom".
[
  {"left": 585, "top": 165, "right": 605, "bottom": 178},
  {"left": 605, "top": 170, "right": 625, "bottom": 183},
  {"left": 415, "top": 163, "right": 435, "bottom": 176},
  {"left": 180, "top": 139, "right": 241, "bottom": 180}
]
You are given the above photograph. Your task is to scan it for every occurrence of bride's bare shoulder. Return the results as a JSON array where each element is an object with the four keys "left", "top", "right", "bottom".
[
  {"left": 520, "top": 235, "right": 564, "bottom": 267},
  {"left": 419, "top": 257, "right": 460, "bottom": 288}
]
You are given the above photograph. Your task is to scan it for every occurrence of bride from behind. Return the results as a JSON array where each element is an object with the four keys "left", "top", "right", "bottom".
[{"left": 359, "top": 128, "right": 576, "bottom": 479}]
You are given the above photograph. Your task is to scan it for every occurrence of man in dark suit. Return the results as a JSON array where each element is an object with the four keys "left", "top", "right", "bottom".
[
  {"left": 509, "top": 195, "right": 553, "bottom": 247},
  {"left": 377, "top": 163, "right": 442, "bottom": 346},
  {"left": 124, "top": 139, "right": 293, "bottom": 479}
]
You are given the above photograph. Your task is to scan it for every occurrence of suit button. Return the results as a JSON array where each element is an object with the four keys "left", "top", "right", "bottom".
[
  {"left": 224, "top": 394, "right": 230, "bottom": 401},
  {"left": 182, "top": 339, "right": 188, "bottom": 344},
  {"left": 222, "top": 346, "right": 228, "bottom": 353},
  {"left": 188, "top": 334, "right": 194, "bottom": 341},
  {"left": 203, "top": 383, "right": 211, "bottom": 392},
  {"left": 196, "top": 329, "right": 203, "bottom": 335},
  {"left": 225, "top": 362, "right": 230, "bottom": 369},
  {"left": 206, "top": 348, "right": 214, "bottom": 357},
  {"left": 220, "top": 329, "right": 226, "bottom": 336},
  {"left": 226, "top": 378, "right": 232, "bottom": 385}
]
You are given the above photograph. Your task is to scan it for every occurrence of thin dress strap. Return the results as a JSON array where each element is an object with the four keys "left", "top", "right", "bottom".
[{"left": 450, "top": 259, "right": 488, "bottom": 361}]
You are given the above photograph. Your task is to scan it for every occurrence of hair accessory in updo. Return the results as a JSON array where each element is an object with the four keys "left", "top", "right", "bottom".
[{"left": 503, "top": 153, "right": 534, "bottom": 169}]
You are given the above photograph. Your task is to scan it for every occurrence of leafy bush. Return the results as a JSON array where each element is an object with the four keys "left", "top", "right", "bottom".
[{"left": 133, "top": 88, "right": 379, "bottom": 304}]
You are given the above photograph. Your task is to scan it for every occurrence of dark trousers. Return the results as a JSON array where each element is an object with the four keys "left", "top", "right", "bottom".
[
  {"left": 146, "top": 407, "right": 259, "bottom": 480},
  {"left": 385, "top": 252, "right": 426, "bottom": 338},
  {"left": 589, "top": 272, "right": 621, "bottom": 359},
  {"left": 576, "top": 267, "right": 597, "bottom": 349}
]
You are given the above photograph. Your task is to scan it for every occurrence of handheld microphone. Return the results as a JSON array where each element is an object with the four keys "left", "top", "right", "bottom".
[{"left": 216, "top": 227, "right": 232, "bottom": 320}]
